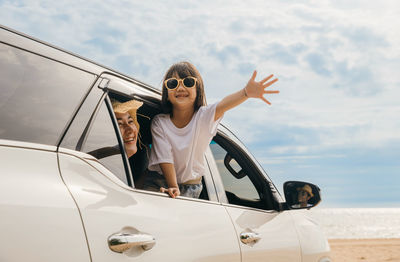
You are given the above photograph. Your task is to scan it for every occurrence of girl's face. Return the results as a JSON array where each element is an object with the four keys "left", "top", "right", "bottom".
[{"left": 167, "top": 72, "right": 197, "bottom": 110}]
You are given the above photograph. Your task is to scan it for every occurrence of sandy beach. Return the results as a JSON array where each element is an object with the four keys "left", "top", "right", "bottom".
[{"left": 328, "top": 238, "right": 400, "bottom": 262}]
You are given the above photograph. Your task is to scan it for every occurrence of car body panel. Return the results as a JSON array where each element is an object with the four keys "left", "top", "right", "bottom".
[
  {"left": 290, "top": 210, "right": 331, "bottom": 261},
  {"left": 58, "top": 152, "right": 241, "bottom": 262},
  {"left": 0, "top": 144, "right": 90, "bottom": 261},
  {"left": 224, "top": 207, "right": 301, "bottom": 262}
]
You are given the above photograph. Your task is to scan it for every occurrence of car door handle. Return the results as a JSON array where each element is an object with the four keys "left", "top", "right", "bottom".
[
  {"left": 240, "top": 231, "right": 261, "bottom": 245},
  {"left": 108, "top": 232, "right": 156, "bottom": 253}
]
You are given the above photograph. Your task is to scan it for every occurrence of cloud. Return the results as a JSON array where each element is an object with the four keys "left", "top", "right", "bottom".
[
  {"left": 257, "top": 153, "right": 345, "bottom": 165},
  {"left": 206, "top": 43, "right": 242, "bottom": 63},
  {"left": 333, "top": 61, "right": 382, "bottom": 96},
  {"left": 305, "top": 52, "right": 331, "bottom": 76},
  {"left": 84, "top": 37, "right": 119, "bottom": 54},
  {"left": 236, "top": 62, "right": 256, "bottom": 76},
  {"left": 262, "top": 42, "right": 307, "bottom": 65},
  {"left": 341, "top": 27, "right": 389, "bottom": 48},
  {"left": 228, "top": 20, "right": 246, "bottom": 33},
  {"left": 114, "top": 55, "right": 151, "bottom": 77}
]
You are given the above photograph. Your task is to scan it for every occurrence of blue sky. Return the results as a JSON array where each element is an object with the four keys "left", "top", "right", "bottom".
[{"left": 1, "top": 0, "right": 399, "bottom": 207}]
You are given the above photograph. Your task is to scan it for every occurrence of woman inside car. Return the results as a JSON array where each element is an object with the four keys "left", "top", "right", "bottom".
[{"left": 112, "top": 99, "right": 149, "bottom": 188}]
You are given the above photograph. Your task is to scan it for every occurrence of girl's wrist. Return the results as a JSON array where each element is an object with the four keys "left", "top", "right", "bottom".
[
  {"left": 168, "top": 183, "right": 179, "bottom": 188},
  {"left": 243, "top": 87, "right": 248, "bottom": 98}
]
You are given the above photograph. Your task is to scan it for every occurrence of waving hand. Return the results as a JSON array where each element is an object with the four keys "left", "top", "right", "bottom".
[
  {"left": 214, "top": 70, "right": 280, "bottom": 120},
  {"left": 245, "top": 71, "right": 279, "bottom": 105}
]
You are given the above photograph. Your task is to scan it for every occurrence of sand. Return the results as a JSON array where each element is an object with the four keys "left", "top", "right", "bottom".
[{"left": 328, "top": 238, "right": 400, "bottom": 262}]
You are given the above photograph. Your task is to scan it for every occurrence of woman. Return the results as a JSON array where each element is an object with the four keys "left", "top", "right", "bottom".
[{"left": 112, "top": 99, "right": 148, "bottom": 188}]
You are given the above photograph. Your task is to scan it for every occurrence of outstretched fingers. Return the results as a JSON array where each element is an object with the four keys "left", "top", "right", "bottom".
[
  {"left": 264, "top": 90, "right": 280, "bottom": 94},
  {"left": 261, "top": 96, "right": 271, "bottom": 105},
  {"left": 260, "top": 74, "right": 274, "bottom": 84},
  {"left": 261, "top": 89, "right": 279, "bottom": 105},
  {"left": 263, "top": 78, "right": 278, "bottom": 88},
  {"left": 251, "top": 70, "right": 257, "bottom": 81},
  {"left": 246, "top": 71, "right": 279, "bottom": 105}
]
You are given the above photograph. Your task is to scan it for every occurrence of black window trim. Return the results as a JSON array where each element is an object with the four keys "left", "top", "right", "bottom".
[
  {"left": 56, "top": 77, "right": 103, "bottom": 149},
  {"left": 73, "top": 89, "right": 108, "bottom": 152},
  {"left": 211, "top": 132, "right": 277, "bottom": 211},
  {"left": 104, "top": 94, "right": 134, "bottom": 187}
]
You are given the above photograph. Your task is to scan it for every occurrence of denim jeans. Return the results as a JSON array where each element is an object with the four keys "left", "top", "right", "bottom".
[
  {"left": 179, "top": 183, "right": 203, "bottom": 199},
  {"left": 142, "top": 170, "right": 203, "bottom": 199}
]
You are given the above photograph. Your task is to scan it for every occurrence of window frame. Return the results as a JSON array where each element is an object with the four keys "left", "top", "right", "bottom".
[
  {"left": 56, "top": 78, "right": 101, "bottom": 149},
  {"left": 208, "top": 131, "right": 278, "bottom": 211},
  {"left": 103, "top": 94, "right": 135, "bottom": 187},
  {"left": 59, "top": 79, "right": 134, "bottom": 187}
]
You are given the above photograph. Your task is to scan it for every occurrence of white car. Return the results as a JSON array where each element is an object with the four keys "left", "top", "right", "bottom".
[{"left": 0, "top": 25, "right": 331, "bottom": 262}]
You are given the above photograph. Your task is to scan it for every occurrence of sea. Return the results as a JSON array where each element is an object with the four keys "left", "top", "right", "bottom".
[{"left": 308, "top": 208, "right": 400, "bottom": 239}]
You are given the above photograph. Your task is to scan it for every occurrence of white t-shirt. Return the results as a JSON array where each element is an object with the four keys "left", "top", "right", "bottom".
[{"left": 148, "top": 103, "right": 223, "bottom": 184}]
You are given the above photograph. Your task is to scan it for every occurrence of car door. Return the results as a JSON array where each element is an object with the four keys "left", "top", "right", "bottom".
[
  {"left": 57, "top": 76, "right": 241, "bottom": 262},
  {"left": 207, "top": 129, "right": 302, "bottom": 262},
  {"left": 0, "top": 38, "right": 97, "bottom": 261}
]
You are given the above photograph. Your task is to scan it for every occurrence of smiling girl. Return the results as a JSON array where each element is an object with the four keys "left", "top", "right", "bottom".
[{"left": 146, "top": 61, "right": 279, "bottom": 198}]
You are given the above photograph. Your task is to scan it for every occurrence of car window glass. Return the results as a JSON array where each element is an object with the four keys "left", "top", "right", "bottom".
[
  {"left": 0, "top": 43, "right": 95, "bottom": 145},
  {"left": 60, "top": 86, "right": 103, "bottom": 150},
  {"left": 107, "top": 92, "right": 152, "bottom": 189},
  {"left": 210, "top": 141, "right": 260, "bottom": 202},
  {"left": 82, "top": 100, "right": 128, "bottom": 185}
]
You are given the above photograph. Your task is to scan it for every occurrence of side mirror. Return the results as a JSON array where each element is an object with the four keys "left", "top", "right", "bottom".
[{"left": 283, "top": 181, "right": 321, "bottom": 210}]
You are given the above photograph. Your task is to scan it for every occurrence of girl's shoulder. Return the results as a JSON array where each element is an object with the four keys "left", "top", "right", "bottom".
[
  {"left": 153, "top": 113, "right": 169, "bottom": 119},
  {"left": 197, "top": 103, "right": 218, "bottom": 115},
  {"left": 198, "top": 103, "right": 214, "bottom": 111},
  {"left": 152, "top": 113, "right": 170, "bottom": 125}
]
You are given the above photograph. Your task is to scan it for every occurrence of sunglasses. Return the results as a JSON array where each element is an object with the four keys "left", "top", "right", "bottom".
[{"left": 164, "top": 76, "right": 197, "bottom": 90}]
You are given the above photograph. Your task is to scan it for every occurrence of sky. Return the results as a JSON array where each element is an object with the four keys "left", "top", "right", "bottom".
[{"left": 1, "top": 0, "right": 399, "bottom": 207}]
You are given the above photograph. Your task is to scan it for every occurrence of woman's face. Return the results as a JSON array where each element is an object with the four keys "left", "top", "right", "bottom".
[
  {"left": 298, "top": 189, "right": 310, "bottom": 204},
  {"left": 115, "top": 112, "right": 138, "bottom": 157},
  {"left": 167, "top": 72, "right": 197, "bottom": 111}
]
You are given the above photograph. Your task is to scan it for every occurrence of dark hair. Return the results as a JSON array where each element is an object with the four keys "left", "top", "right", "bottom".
[{"left": 161, "top": 61, "right": 206, "bottom": 115}]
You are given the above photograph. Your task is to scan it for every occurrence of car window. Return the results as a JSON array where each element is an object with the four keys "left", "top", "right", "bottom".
[
  {"left": 60, "top": 83, "right": 103, "bottom": 150},
  {"left": 0, "top": 43, "right": 96, "bottom": 146},
  {"left": 81, "top": 99, "right": 129, "bottom": 185},
  {"left": 60, "top": 74, "right": 155, "bottom": 189},
  {"left": 210, "top": 140, "right": 260, "bottom": 203}
]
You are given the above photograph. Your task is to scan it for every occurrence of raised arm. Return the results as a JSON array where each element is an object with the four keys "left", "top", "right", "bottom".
[{"left": 214, "top": 71, "right": 279, "bottom": 121}]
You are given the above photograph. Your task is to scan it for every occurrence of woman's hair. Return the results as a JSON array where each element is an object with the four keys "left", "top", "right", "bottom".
[{"left": 161, "top": 61, "right": 206, "bottom": 115}]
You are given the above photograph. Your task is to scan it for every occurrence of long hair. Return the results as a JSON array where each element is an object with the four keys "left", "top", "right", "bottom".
[{"left": 161, "top": 61, "right": 206, "bottom": 115}]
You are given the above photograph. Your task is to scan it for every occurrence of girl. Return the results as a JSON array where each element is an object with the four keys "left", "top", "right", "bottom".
[{"left": 146, "top": 61, "right": 279, "bottom": 198}]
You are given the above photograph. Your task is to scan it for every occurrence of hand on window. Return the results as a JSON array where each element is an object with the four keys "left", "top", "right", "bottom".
[{"left": 160, "top": 187, "right": 180, "bottom": 198}]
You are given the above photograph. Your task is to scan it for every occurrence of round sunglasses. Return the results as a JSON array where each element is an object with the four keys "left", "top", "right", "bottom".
[{"left": 164, "top": 76, "right": 197, "bottom": 90}]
